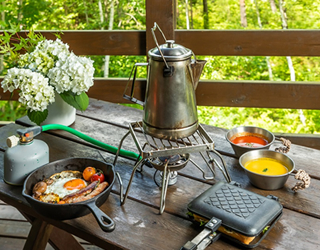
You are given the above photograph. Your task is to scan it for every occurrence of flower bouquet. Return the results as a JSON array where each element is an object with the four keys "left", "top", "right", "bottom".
[{"left": 0, "top": 31, "right": 95, "bottom": 125}]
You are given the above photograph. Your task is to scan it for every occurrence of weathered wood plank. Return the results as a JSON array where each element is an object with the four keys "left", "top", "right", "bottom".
[
  {"left": 274, "top": 132, "right": 320, "bottom": 150},
  {"left": 0, "top": 205, "right": 26, "bottom": 221},
  {"left": 1, "top": 119, "right": 320, "bottom": 249},
  {"left": 176, "top": 29, "right": 320, "bottom": 57},
  {"left": 0, "top": 220, "right": 30, "bottom": 238},
  {"left": 13, "top": 102, "right": 320, "bottom": 217},
  {"left": 146, "top": 0, "right": 175, "bottom": 52},
  {"left": 0, "top": 30, "right": 146, "bottom": 56},
  {"left": 196, "top": 80, "right": 320, "bottom": 109},
  {"left": 3, "top": 79, "right": 320, "bottom": 110},
  {"left": 0, "top": 237, "right": 53, "bottom": 250},
  {"left": 2, "top": 29, "right": 320, "bottom": 57}
]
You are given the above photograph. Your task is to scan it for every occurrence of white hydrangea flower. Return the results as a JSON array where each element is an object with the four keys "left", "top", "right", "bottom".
[
  {"left": 2, "top": 38, "right": 94, "bottom": 115},
  {"left": 48, "top": 52, "right": 94, "bottom": 95},
  {"left": 1, "top": 68, "right": 22, "bottom": 92},
  {"left": 35, "top": 39, "right": 70, "bottom": 60},
  {"left": 2, "top": 68, "right": 55, "bottom": 112}
]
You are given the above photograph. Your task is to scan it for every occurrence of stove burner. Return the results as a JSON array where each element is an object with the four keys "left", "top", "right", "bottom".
[
  {"left": 150, "top": 154, "right": 190, "bottom": 171},
  {"left": 159, "top": 155, "right": 181, "bottom": 164},
  {"left": 113, "top": 121, "right": 231, "bottom": 214}
]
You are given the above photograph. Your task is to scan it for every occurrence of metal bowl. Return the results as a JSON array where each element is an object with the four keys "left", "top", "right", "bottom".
[
  {"left": 226, "top": 126, "right": 275, "bottom": 157},
  {"left": 239, "top": 150, "right": 295, "bottom": 190}
]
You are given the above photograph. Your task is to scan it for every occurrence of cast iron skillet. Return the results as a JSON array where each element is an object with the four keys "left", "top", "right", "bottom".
[{"left": 22, "top": 157, "right": 115, "bottom": 232}]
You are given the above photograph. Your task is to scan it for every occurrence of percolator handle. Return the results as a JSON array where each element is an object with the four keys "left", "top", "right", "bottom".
[
  {"left": 151, "top": 22, "right": 170, "bottom": 69},
  {"left": 123, "top": 62, "right": 148, "bottom": 106}
]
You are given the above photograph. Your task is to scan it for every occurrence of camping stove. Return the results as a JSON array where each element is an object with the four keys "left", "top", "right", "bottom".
[{"left": 113, "top": 121, "right": 231, "bottom": 214}]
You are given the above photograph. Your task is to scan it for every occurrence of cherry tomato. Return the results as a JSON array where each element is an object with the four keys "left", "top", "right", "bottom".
[
  {"left": 90, "top": 171, "right": 105, "bottom": 183},
  {"left": 83, "top": 166, "right": 96, "bottom": 181}
]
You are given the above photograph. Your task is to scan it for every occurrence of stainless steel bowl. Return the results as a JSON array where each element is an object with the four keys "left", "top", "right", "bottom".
[
  {"left": 239, "top": 150, "right": 295, "bottom": 190},
  {"left": 226, "top": 126, "right": 275, "bottom": 157}
]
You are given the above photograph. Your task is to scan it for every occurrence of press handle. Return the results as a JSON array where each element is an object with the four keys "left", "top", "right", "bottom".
[
  {"left": 180, "top": 217, "right": 222, "bottom": 250},
  {"left": 123, "top": 62, "right": 148, "bottom": 106}
]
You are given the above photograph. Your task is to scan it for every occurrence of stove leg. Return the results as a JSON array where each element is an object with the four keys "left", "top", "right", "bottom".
[
  {"left": 188, "top": 158, "right": 215, "bottom": 180},
  {"left": 119, "top": 158, "right": 146, "bottom": 205},
  {"left": 159, "top": 164, "right": 170, "bottom": 214},
  {"left": 113, "top": 130, "right": 131, "bottom": 166},
  {"left": 209, "top": 150, "right": 232, "bottom": 183}
]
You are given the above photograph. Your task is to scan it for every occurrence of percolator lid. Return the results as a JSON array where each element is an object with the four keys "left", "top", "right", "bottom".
[{"left": 148, "top": 40, "right": 193, "bottom": 61}]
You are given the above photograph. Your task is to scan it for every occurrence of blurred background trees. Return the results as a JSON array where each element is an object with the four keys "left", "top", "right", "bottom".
[{"left": 1, "top": 0, "right": 320, "bottom": 134}]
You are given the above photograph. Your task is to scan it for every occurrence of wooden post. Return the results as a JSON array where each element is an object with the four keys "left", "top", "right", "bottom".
[
  {"left": 146, "top": 0, "right": 175, "bottom": 54},
  {"left": 23, "top": 218, "right": 53, "bottom": 250}
]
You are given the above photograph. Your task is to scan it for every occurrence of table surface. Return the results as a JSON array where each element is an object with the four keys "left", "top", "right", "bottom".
[{"left": 0, "top": 99, "right": 319, "bottom": 250}]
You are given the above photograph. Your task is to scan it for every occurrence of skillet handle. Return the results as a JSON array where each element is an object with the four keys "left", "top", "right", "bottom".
[{"left": 85, "top": 201, "right": 115, "bottom": 232}]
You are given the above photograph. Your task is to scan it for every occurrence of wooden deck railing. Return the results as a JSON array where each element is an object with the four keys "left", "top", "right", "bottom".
[{"left": 1, "top": 0, "right": 320, "bottom": 148}]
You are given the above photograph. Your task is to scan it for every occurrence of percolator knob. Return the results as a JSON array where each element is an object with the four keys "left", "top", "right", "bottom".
[{"left": 6, "top": 135, "right": 20, "bottom": 148}]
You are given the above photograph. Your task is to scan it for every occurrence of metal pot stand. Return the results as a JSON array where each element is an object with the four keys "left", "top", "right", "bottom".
[{"left": 113, "top": 121, "right": 231, "bottom": 214}]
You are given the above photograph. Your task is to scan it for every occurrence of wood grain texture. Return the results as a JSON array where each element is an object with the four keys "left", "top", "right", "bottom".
[
  {"left": 2, "top": 30, "right": 146, "bottom": 56},
  {"left": 3, "top": 29, "right": 320, "bottom": 56},
  {"left": 146, "top": 0, "right": 175, "bottom": 52},
  {"left": 2, "top": 99, "right": 318, "bottom": 249},
  {"left": 3, "top": 79, "right": 320, "bottom": 110},
  {"left": 176, "top": 29, "right": 320, "bottom": 56}
]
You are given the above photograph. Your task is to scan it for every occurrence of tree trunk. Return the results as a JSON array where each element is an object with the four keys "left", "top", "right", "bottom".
[
  {"left": 98, "top": 1, "right": 104, "bottom": 26},
  {"left": 239, "top": 0, "right": 247, "bottom": 27},
  {"left": 104, "top": 0, "right": 115, "bottom": 78},
  {"left": 254, "top": 0, "right": 273, "bottom": 80},
  {"left": 185, "top": 0, "right": 190, "bottom": 29},
  {"left": 279, "top": 0, "right": 295, "bottom": 81},
  {"left": 83, "top": 0, "right": 89, "bottom": 25},
  {"left": 203, "top": 0, "right": 209, "bottom": 29},
  {"left": 279, "top": 0, "right": 304, "bottom": 124},
  {"left": 269, "top": 0, "right": 277, "bottom": 13},
  {"left": 279, "top": 0, "right": 288, "bottom": 29},
  {"left": 189, "top": 0, "right": 194, "bottom": 29}
]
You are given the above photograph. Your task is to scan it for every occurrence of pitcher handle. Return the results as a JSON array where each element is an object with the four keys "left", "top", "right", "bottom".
[
  {"left": 151, "top": 22, "right": 170, "bottom": 69},
  {"left": 123, "top": 62, "right": 148, "bottom": 106}
]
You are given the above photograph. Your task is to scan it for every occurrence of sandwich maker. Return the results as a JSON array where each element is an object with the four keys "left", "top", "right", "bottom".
[{"left": 181, "top": 181, "right": 283, "bottom": 249}]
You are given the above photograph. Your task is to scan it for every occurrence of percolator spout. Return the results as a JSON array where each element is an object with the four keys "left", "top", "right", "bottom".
[{"left": 188, "top": 59, "right": 207, "bottom": 90}]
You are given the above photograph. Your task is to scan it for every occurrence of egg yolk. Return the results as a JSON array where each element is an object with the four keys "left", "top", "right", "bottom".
[{"left": 63, "top": 179, "right": 86, "bottom": 190}]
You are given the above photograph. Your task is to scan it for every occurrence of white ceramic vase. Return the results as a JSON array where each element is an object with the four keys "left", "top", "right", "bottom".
[{"left": 41, "top": 92, "right": 76, "bottom": 126}]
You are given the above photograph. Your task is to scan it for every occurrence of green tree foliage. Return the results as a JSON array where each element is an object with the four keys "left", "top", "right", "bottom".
[
  {"left": 176, "top": 0, "right": 320, "bottom": 134},
  {"left": 1, "top": 0, "right": 320, "bottom": 134}
]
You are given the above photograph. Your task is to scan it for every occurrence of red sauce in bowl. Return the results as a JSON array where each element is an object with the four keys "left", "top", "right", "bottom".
[{"left": 231, "top": 134, "right": 269, "bottom": 148}]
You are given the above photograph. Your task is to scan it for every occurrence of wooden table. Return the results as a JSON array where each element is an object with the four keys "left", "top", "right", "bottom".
[{"left": 0, "top": 99, "right": 319, "bottom": 250}]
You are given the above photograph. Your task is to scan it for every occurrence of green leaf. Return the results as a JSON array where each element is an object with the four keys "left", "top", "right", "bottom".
[
  {"left": 59, "top": 91, "right": 89, "bottom": 111},
  {"left": 27, "top": 109, "right": 48, "bottom": 125}
]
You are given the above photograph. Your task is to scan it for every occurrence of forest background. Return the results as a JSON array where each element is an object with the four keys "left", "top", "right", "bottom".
[{"left": 1, "top": 0, "right": 320, "bottom": 135}]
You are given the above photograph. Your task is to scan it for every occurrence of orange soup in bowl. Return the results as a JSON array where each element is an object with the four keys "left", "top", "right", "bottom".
[
  {"left": 230, "top": 132, "right": 269, "bottom": 148},
  {"left": 244, "top": 157, "right": 288, "bottom": 176}
]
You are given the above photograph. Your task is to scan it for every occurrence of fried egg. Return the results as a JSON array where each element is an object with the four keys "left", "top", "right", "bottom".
[{"left": 41, "top": 170, "right": 88, "bottom": 202}]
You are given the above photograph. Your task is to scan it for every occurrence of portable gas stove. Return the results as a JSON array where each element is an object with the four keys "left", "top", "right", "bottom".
[{"left": 113, "top": 121, "right": 231, "bottom": 214}]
